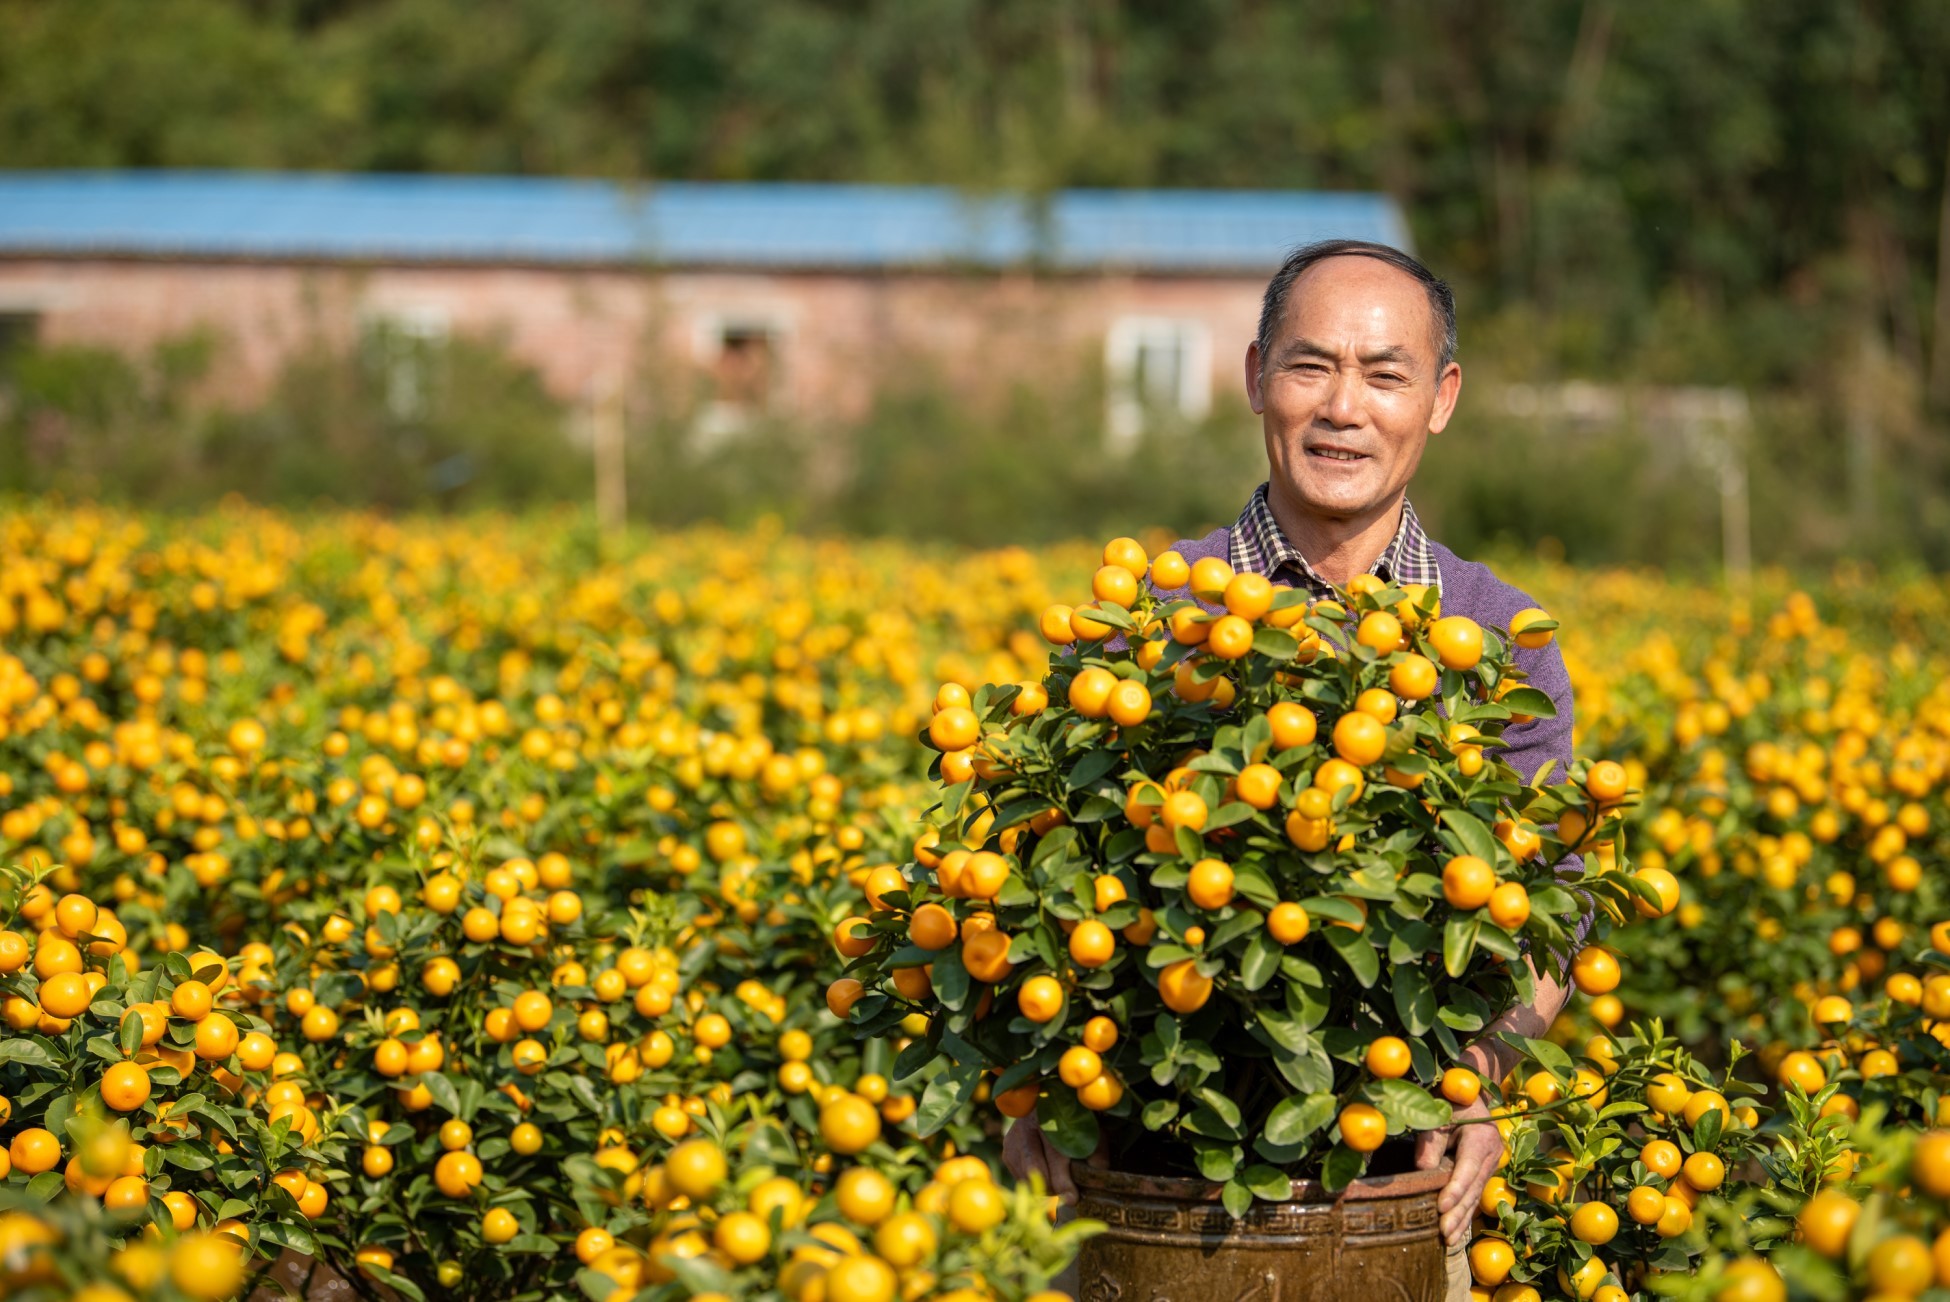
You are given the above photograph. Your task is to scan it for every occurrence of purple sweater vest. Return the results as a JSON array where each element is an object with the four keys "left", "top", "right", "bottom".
[{"left": 1157, "top": 526, "right": 1576, "bottom": 787}]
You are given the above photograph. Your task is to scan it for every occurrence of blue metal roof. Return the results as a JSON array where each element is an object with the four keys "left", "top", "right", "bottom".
[{"left": 0, "top": 171, "right": 1410, "bottom": 273}]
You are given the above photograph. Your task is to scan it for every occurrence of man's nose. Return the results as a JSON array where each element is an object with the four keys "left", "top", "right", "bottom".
[{"left": 1322, "top": 365, "right": 1364, "bottom": 427}]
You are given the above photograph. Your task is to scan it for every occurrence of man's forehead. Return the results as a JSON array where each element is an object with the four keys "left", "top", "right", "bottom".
[{"left": 1279, "top": 256, "right": 1438, "bottom": 342}]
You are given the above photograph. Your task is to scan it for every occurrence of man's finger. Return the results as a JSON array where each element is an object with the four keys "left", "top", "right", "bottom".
[
  {"left": 1437, "top": 1136, "right": 1490, "bottom": 1213},
  {"left": 1413, "top": 1125, "right": 1450, "bottom": 1170},
  {"left": 1441, "top": 1137, "right": 1500, "bottom": 1242},
  {"left": 1043, "top": 1132, "right": 1079, "bottom": 1205},
  {"left": 1442, "top": 1199, "right": 1474, "bottom": 1245},
  {"left": 1001, "top": 1119, "right": 1043, "bottom": 1183}
]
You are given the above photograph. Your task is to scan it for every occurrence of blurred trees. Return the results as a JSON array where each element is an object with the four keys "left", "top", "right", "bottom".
[
  {"left": 1, "top": 0, "right": 1947, "bottom": 560},
  {"left": 4, "top": 0, "right": 1943, "bottom": 379}
]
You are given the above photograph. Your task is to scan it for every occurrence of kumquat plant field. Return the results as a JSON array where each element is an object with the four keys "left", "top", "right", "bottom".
[{"left": 5, "top": 502, "right": 1950, "bottom": 1302}]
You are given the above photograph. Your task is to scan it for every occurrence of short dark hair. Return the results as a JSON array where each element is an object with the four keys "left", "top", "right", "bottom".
[{"left": 1255, "top": 239, "right": 1457, "bottom": 374}]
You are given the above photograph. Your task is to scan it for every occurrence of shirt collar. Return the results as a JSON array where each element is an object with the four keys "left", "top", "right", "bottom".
[{"left": 1226, "top": 482, "right": 1440, "bottom": 597}]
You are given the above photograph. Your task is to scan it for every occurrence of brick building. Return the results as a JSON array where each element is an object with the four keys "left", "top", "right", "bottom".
[{"left": 0, "top": 171, "right": 1408, "bottom": 446}]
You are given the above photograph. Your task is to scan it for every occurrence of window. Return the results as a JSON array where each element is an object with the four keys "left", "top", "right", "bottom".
[
  {"left": 692, "top": 314, "right": 787, "bottom": 448},
  {"left": 1104, "top": 316, "right": 1212, "bottom": 452},
  {"left": 360, "top": 305, "right": 451, "bottom": 423},
  {"left": 0, "top": 310, "right": 39, "bottom": 374}
]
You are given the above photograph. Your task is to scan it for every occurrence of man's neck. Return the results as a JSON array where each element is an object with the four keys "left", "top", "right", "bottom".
[{"left": 1264, "top": 482, "right": 1405, "bottom": 586}]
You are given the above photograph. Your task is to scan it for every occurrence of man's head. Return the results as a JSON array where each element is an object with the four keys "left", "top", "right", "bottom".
[{"left": 1245, "top": 240, "right": 1462, "bottom": 525}]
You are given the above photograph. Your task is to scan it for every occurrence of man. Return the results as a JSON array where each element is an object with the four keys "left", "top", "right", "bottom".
[{"left": 1003, "top": 240, "right": 1579, "bottom": 1291}]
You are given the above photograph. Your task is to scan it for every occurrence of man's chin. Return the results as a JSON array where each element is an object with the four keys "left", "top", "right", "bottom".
[{"left": 1279, "top": 474, "right": 1393, "bottom": 521}]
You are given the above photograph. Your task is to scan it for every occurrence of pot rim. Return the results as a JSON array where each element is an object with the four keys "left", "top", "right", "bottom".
[{"left": 1071, "top": 1156, "right": 1452, "bottom": 1204}]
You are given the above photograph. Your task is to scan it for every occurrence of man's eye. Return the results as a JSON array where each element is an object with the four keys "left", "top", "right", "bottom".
[{"left": 1372, "top": 372, "right": 1405, "bottom": 384}]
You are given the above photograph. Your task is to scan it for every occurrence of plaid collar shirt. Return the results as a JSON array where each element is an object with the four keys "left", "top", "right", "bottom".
[{"left": 1226, "top": 482, "right": 1442, "bottom": 598}]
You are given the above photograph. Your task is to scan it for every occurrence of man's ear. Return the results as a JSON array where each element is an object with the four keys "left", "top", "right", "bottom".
[
  {"left": 1427, "top": 361, "right": 1462, "bottom": 435},
  {"left": 1245, "top": 342, "right": 1266, "bottom": 415}
]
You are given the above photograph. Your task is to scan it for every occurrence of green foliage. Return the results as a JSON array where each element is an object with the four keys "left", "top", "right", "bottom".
[
  {"left": 838, "top": 573, "right": 1637, "bottom": 1199},
  {"left": 2, "top": 0, "right": 1949, "bottom": 556},
  {"left": 0, "top": 334, "right": 587, "bottom": 510}
]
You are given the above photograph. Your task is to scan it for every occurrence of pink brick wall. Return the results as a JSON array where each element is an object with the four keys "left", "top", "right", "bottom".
[{"left": 0, "top": 258, "right": 1267, "bottom": 421}]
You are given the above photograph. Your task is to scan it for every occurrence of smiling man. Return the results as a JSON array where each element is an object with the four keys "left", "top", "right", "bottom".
[{"left": 1004, "top": 240, "right": 1580, "bottom": 1298}]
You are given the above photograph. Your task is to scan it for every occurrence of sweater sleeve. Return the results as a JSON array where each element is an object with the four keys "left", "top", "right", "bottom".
[
  {"left": 1499, "top": 636, "right": 1575, "bottom": 787},
  {"left": 1500, "top": 635, "right": 1594, "bottom": 969}
]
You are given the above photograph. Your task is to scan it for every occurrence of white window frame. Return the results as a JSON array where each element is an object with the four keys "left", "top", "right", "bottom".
[
  {"left": 359, "top": 303, "right": 451, "bottom": 423},
  {"left": 1104, "top": 315, "right": 1213, "bottom": 453},
  {"left": 690, "top": 310, "right": 791, "bottom": 450}
]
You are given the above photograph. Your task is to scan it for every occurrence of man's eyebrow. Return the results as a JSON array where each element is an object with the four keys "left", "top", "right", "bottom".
[{"left": 1282, "top": 338, "right": 1419, "bottom": 367}]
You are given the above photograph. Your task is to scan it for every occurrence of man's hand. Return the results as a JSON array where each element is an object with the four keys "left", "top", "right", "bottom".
[
  {"left": 1414, "top": 1096, "right": 1502, "bottom": 1245},
  {"left": 1001, "top": 1109, "right": 1079, "bottom": 1205}
]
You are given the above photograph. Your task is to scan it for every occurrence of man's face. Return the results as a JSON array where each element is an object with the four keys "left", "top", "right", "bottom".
[{"left": 1245, "top": 256, "right": 1461, "bottom": 522}]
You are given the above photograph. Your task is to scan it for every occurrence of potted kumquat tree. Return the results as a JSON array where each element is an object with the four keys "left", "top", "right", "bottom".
[{"left": 829, "top": 538, "right": 1665, "bottom": 1298}]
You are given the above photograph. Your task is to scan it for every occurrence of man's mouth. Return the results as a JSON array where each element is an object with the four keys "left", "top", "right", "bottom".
[{"left": 1307, "top": 446, "right": 1368, "bottom": 462}]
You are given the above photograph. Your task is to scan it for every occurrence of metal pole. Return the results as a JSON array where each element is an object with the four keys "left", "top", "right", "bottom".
[
  {"left": 594, "top": 382, "right": 626, "bottom": 535},
  {"left": 1722, "top": 458, "right": 1751, "bottom": 591}
]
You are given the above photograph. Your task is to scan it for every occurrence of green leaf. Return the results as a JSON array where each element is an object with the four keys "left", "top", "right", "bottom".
[
  {"left": 1249, "top": 627, "right": 1300, "bottom": 660},
  {"left": 1270, "top": 1043, "right": 1333, "bottom": 1094},
  {"left": 1085, "top": 603, "right": 1137, "bottom": 633},
  {"left": 1263, "top": 1092, "right": 1336, "bottom": 1146},
  {"left": 25, "top": 1171, "right": 63, "bottom": 1202},
  {"left": 1210, "top": 909, "right": 1266, "bottom": 951},
  {"left": 1230, "top": 862, "right": 1280, "bottom": 910},
  {"left": 1522, "top": 1038, "right": 1575, "bottom": 1076},
  {"left": 1039, "top": 1087, "right": 1102, "bottom": 1161},
  {"left": 1185, "top": 1106, "right": 1243, "bottom": 1140},
  {"left": 163, "top": 1144, "right": 215, "bottom": 1172},
  {"left": 423, "top": 1071, "right": 463, "bottom": 1117},
  {"left": 1443, "top": 914, "right": 1480, "bottom": 977},
  {"left": 188, "top": 1099, "right": 240, "bottom": 1142},
  {"left": 1196, "top": 1087, "right": 1244, "bottom": 1131},
  {"left": 1297, "top": 896, "right": 1366, "bottom": 927},
  {"left": 366, "top": 1266, "right": 427, "bottom": 1302},
  {"left": 1203, "top": 801, "right": 1257, "bottom": 833},
  {"left": 1342, "top": 862, "right": 1401, "bottom": 900},
  {"left": 1242, "top": 1164, "right": 1293, "bottom": 1201},
  {"left": 1497, "top": 687, "right": 1557, "bottom": 718},
  {"left": 1067, "top": 750, "right": 1123, "bottom": 791},
  {"left": 1141, "top": 1099, "right": 1179, "bottom": 1130},
  {"left": 1369, "top": 1079, "right": 1451, "bottom": 1130},
  {"left": 0, "top": 1039, "right": 56, "bottom": 1068},
  {"left": 1241, "top": 712, "right": 1272, "bottom": 761},
  {"left": 1240, "top": 932, "right": 1282, "bottom": 991},
  {"left": 1032, "top": 825, "right": 1081, "bottom": 869},
  {"left": 915, "top": 1063, "right": 983, "bottom": 1136},
  {"left": 1173, "top": 825, "right": 1203, "bottom": 861},
  {"left": 1440, "top": 809, "right": 1500, "bottom": 863},
  {"left": 118, "top": 1011, "right": 143, "bottom": 1057},
  {"left": 1221, "top": 1178, "right": 1253, "bottom": 1218},
  {"left": 1195, "top": 1142, "right": 1239, "bottom": 1182},
  {"left": 1323, "top": 925, "right": 1380, "bottom": 987},
  {"left": 577, "top": 1267, "right": 624, "bottom": 1301},
  {"left": 44, "top": 1092, "right": 74, "bottom": 1141},
  {"left": 890, "top": 1036, "right": 935, "bottom": 1083},
  {"left": 931, "top": 947, "right": 971, "bottom": 1011},
  {"left": 1392, "top": 964, "right": 1436, "bottom": 1036},
  {"left": 1253, "top": 1006, "right": 1309, "bottom": 1054},
  {"left": 992, "top": 796, "right": 1057, "bottom": 833},
  {"left": 1531, "top": 885, "right": 1579, "bottom": 916},
  {"left": 1321, "top": 1144, "right": 1365, "bottom": 1193},
  {"left": 257, "top": 1215, "right": 315, "bottom": 1256},
  {"left": 1286, "top": 972, "right": 1330, "bottom": 1032}
]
